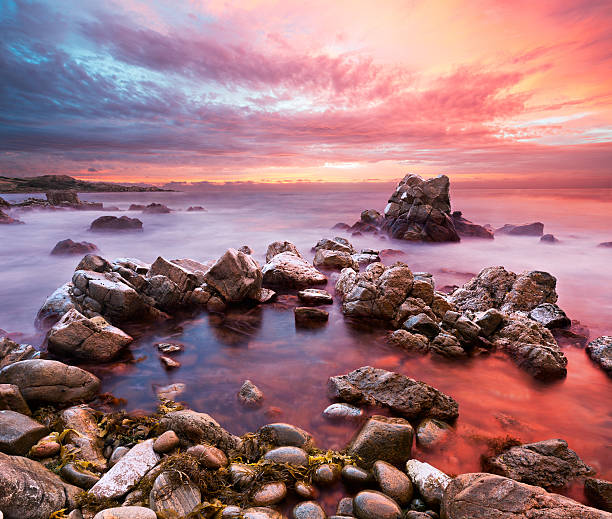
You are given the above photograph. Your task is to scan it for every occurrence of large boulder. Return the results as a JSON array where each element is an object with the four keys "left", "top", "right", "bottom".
[
  {"left": 328, "top": 366, "right": 459, "bottom": 421},
  {"left": 451, "top": 211, "right": 494, "bottom": 239},
  {"left": 484, "top": 439, "right": 592, "bottom": 489},
  {"left": 0, "top": 410, "right": 48, "bottom": 455},
  {"left": 204, "top": 248, "right": 263, "bottom": 302},
  {"left": 381, "top": 174, "right": 460, "bottom": 242},
  {"left": 90, "top": 215, "right": 143, "bottom": 231},
  {"left": 0, "top": 451, "right": 80, "bottom": 519},
  {"left": 50, "top": 239, "right": 98, "bottom": 256},
  {"left": 441, "top": 472, "right": 612, "bottom": 519},
  {"left": 0, "top": 359, "right": 100, "bottom": 404},
  {"left": 586, "top": 336, "right": 612, "bottom": 377},
  {"left": 262, "top": 252, "right": 327, "bottom": 288},
  {"left": 47, "top": 308, "right": 133, "bottom": 362}
]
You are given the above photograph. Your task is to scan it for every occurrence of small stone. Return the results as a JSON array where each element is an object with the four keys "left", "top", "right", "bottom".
[
  {"left": 295, "top": 481, "right": 318, "bottom": 499},
  {"left": 229, "top": 463, "right": 257, "bottom": 488},
  {"left": 295, "top": 307, "right": 329, "bottom": 327},
  {"left": 0, "top": 383, "right": 31, "bottom": 415},
  {"left": 298, "top": 289, "right": 333, "bottom": 305},
  {"left": 409, "top": 498, "right": 427, "bottom": 511},
  {"left": 474, "top": 308, "right": 504, "bottom": 337},
  {"left": 416, "top": 419, "right": 451, "bottom": 449},
  {"left": 403, "top": 313, "right": 440, "bottom": 339},
  {"left": 373, "top": 460, "right": 413, "bottom": 506},
  {"left": 29, "top": 436, "right": 61, "bottom": 458},
  {"left": 187, "top": 443, "right": 228, "bottom": 468},
  {"left": 323, "top": 403, "right": 363, "bottom": 420},
  {"left": 259, "top": 423, "right": 314, "bottom": 448},
  {"left": 93, "top": 507, "right": 156, "bottom": 519},
  {"left": 243, "top": 507, "right": 284, "bottom": 519},
  {"left": 252, "top": 481, "right": 287, "bottom": 506},
  {"left": 109, "top": 446, "right": 129, "bottom": 467},
  {"left": 60, "top": 462, "right": 100, "bottom": 489},
  {"left": 405, "top": 459, "right": 451, "bottom": 507},
  {"left": 155, "top": 342, "right": 183, "bottom": 353},
  {"left": 150, "top": 471, "right": 201, "bottom": 517},
  {"left": 337, "top": 496, "right": 354, "bottom": 515},
  {"left": 159, "top": 354, "right": 181, "bottom": 369},
  {"left": 293, "top": 501, "right": 326, "bottom": 519},
  {"left": 263, "top": 446, "right": 308, "bottom": 466},
  {"left": 404, "top": 513, "right": 431, "bottom": 519},
  {"left": 353, "top": 490, "right": 402, "bottom": 519},
  {"left": 0, "top": 410, "right": 48, "bottom": 455},
  {"left": 341, "top": 465, "right": 372, "bottom": 487},
  {"left": 238, "top": 380, "right": 264, "bottom": 407},
  {"left": 313, "top": 463, "right": 341, "bottom": 486},
  {"left": 222, "top": 505, "right": 243, "bottom": 518},
  {"left": 153, "top": 430, "right": 180, "bottom": 453}
]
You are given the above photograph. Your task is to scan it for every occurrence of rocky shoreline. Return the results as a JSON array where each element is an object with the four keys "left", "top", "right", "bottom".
[{"left": 0, "top": 175, "right": 611, "bottom": 518}]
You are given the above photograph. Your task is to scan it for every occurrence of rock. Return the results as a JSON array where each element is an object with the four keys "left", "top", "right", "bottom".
[
  {"left": 586, "top": 336, "right": 612, "bottom": 376},
  {"left": 243, "top": 507, "right": 285, "bottom": 519},
  {"left": 585, "top": 478, "right": 612, "bottom": 512},
  {"left": 295, "top": 307, "right": 329, "bottom": 327},
  {"left": 60, "top": 462, "right": 100, "bottom": 488},
  {"left": 0, "top": 209, "right": 23, "bottom": 224},
  {"left": 46, "top": 190, "right": 80, "bottom": 205},
  {"left": 313, "top": 463, "right": 341, "bottom": 486},
  {"left": 496, "top": 222, "right": 544, "bottom": 236},
  {"left": 187, "top": 205, "right": 207, "bottom": 212},
  {"left": 0, "top": 410, "right": 48, "bottom": 455},
  {"left": 474, "top": 308, "right": 504, "bottom": 337},
  {"left": 373, "top": 460, "right": 413, "bottom": 506},
  {"left": 90, "top": 215, "right": 143, "bottom": 231},
  {"left": 156, "top": 341, "right": 183, "bottom": 353},
  {"left": 252, "top": 481, "right": 287, "bottom": 506},
  {"left": 387, "top": 330, "right": 430, "bottom": 355},
  {"left": 314, "top": 248, "right": 357, "bottom": 270},
  {"left": 229, "top": 463, "right": 257, "bottom": 488},
  {"left": 222, "top": 505, "right": 242, "bottom": 518},
  {"left": 328, "top": 366, "right": 459, "bottom": 421},
  {"left": 381, "top": 174, "right": 459, "bottom": 243},
  {"left": 347, "top": 415, "right": 413, "bottom": 469},
  {"left": 29, "top": 435, "right": 60, "bottom": 458},
  {"left": 315, "top": 237, "right": 356, "bottom": 254},
  {"left": 264, "top": 446, "right": 309, "bottom": 466},
  {"left": 239, "top": 245, "right": 253, "bottom": 254},
  {"left": 353, "top": 490, "right": 402, "bottom": 519},
  {"left": 238, "top": 379, "right": 264, "bottom": 407},
  {"left": 266, "top": 241, "right": 304, "bottom": 262},
  {"left": 259, "top": 423, "right": 314, "bottom": 449},
  {"left": 155, "top": 382, "right": 186, "bottom": 401},
  {"left": 0, "top": 359, "right": 100, "bottom": 403},
  {"left": 332, "top": 222, "right": 351, "bottom": 230},
  {"left": 598, "top": 241, "right": 612, "bottom": 248},
  {"left": 485, "top": 438, "right": 592, "bottom": 489},
  {"left": 148, "top": 256, "right": 199, "bottom": 294},
  {"left": 416, "top": 419, "right": 452, "bottom": 449},
  {"left": 61, "top": 405, "right": 107, "bottom": 470},
  {"left": 540, "top": 233, "right": 559, "bottom": 243},
  {"left": 89, "top": 439, "right": 160, "bottom": 499},
  {"left": 204, "top": 248, "right": 263, "bottom": 302},
  {"left": 150, "top": 471, "right": 201, "bottom": 516},
  {"left": 51, "top": 239, "right": 99, "bottom": 255},
  {"left": 295, "top": 481, "right": 318, "bottom": 499},
  {"left": 403, "top": 313, "right": 440, "bottom": 339},
  {"left": 0, "top": 384, "right": 31, "bottom": 415},
  {"left": 35, "top": 282, "right": 77, "bottom": 327},
  {"left": 186, "top": 443, "right": 228, "bottom": 468},
  {"left": 47, "top": 308, "right": 133, "bottom": 361},
  {"left": 323, "top": 403, "right": 363, "bottom": 420},
  {"left": 352, "top": 250, "right": 382, "bottom": 268},
  {"left": 342, "top": 465, "right": 372, "bottom": 486},
  {"left": 263, "top": 252, "right": 327, "bottom": 288},
  {"left": 451, "top": 212, "right": 494, "bottom": 239},
  {"left": 429, "top": 332, "right": 467, "bottom": 359},
  {"left": 404, "top": 513, "right": 431, "bottom": 519},
  {"left": 298, "top": 289, "right": 333, "bottom": 305},
  {"left": 0, "top": 336, "right": 38, "bottom": 369},
  {"left": 159, "top": 355, "right": 181, "bottom": 369},
  {"left": 93, "top": 507, "right": 157, "bottom": 519},
  {"left": 160, "top": 410, "right": 238, "bottom": 451},
  {"left": 337, "top": 496, "right": 354, "bottom": 515},
  {"left": 293, "top": 501, "right": 326, "bottom": 519},
  {"left": 77, "top": 254, "right": 112, "bottom": 272},
  {"left": 109, "top": 445, "right": 129, "bottom": 467},
  {"left": 153, "top": 430, "right": 180, "bottom": 453},
  {"left": 0, "top": 451, "right": 79, "bottom": 518},
  {"left": 141, "top": 202, "right": 171, "bottom": 213},
  {"left": 405, "top": 460, "right": 450, "bottom": 508},
  {"left": 408, "top": 498, "right": 428, "bottom": 511},
  {"left": 441, "top": 472, "right": 612, "bottom": 519},
  {"left": 529, "top": 303, "right": 570, "bottom": 329}
]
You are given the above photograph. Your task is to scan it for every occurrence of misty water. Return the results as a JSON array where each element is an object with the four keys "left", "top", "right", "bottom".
[{"left": 1, "top": 186, "right": 611, "bottom": 506}]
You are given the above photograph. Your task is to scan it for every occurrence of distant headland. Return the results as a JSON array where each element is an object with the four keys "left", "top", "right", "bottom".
[{"left": 0, "top": 175, "right": 170, "bottom": 193}]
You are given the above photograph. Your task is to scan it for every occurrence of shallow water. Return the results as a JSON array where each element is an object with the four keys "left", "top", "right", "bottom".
[{"left": 0, "top": 186, "right": 611, "bottom": 505}]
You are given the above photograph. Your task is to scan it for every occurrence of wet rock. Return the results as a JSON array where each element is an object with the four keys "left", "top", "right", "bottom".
[
  {"left": 150, "top": 471, "right": 201, "bottom": 517},
  {"left": 264, "top": 446, "right": 308, "bottom": 466},
  {"left": 315, "top": 237, "right": 356, "bottom": 254},
  {"left": 0, "top": 359, "right": 100, "bottom": 403},
  {"left": 295, "top": 481, "right": 318, "bottom": 499},
  {"left": 404, "top": 512, "right": 431, "bottom": 519},
  {"left": 51, "top": 239, "right": 99, "bottom": 255},
  {"left": 429, "top": 332, "right": 466, "bottom": 359},
  {"left": 159, "top": 354, "right": 180, "bottom": 369},
  {"left": 47, "top": 308, "right": 133, "bottom": 361},
  {"left": 259, "top": 423, "right": 314, "bottom": 449},
  {"left": 496, "top": 222, "right": 544, "bottom": 236},
  {"left": 155, "top": 382, "right": 186, "bottom": 401},
  {"left": 314, "top": 249, "right": 357, "bottom": 270},
  {"left": 77, "top": 254, "right": 112, "bottom": 272},
  {"left": 186, "top": 443, "right": 228, "bottom": 468},
  {"left": 93, "top": 507, "right": 156, "bottom": 519},
  {"left": 441, "top": 472, "right": 611, "bottom": 519},
  {"left": 0, "top": 336, "right": 38, "bottom": 369},
  {"left": 298, "top": 289, "right": 333, "bottom": 305},
  {"left": 403, "top": 313, "right": 440, "bottom": 339},
  {"left": 295, "top": 307, "right": 329, "bottom": 327},
  {"left": 313, "top": 463, "right": 341, "bottom": 486},
  {"left": 229, "top": 463, "right": 257, "bottom": 488},
  {"left": 29, "top": 435, "right": 60, "bottom": 458},
  {"left": 352, "top": 250, "right": 382, "bottom": 268},
  {"left": 141, "top": 202, "right": 171, "bottom": 213},
  {"left": 252, "top": 481, "right": 287, "bottom": 506},
  {"left": 540, "top": 233, "right": 559, "bottom": 243},
  {"left": 474, "top": 308, "right": 504, "bottom": 337},
  {"left": 0, "top": 452, "right": 79, "bottom": 518},
  {"left": 0, "top": 410, "right": 48, "bottom": 455},
  {"left": 293, "top": 501, "right": 326, "bottom": 519},
  {"left": 323, "top": 403, "right": 363, "bottom": 420},
  {"left": 485, "top": 438, "right": 592, "bottom": 489},
  {"left": 337, "top": 496, "right": 355, "bottom": 515},
  {"left": 0, "top": 209, "right": 23, "bottom": 224},
  {"left": 405, "top": 459, "right": 451, "bottom": 508},
  {"left": 451, "top": 211, "right": 493, "bottom": 239},
  {"left": 416, "top": 419, "right": 452, "bottom": 449},
  {"left": 0, "top": 383, "right": 31, "bottom": 415},
  {"left": 222, "top": 505, "right": 243, "bottom": 518},
  {"left": 153, "top": 430, "right": 180, "bottom": 453},
  {"left": 263, "top": 252, "right": 327, "bottom": 288},
  {"left": 353, "top": 490, "right": 402, "bottom": 519},
  {"left": 60, "top": 462, "right": 100, "bottom": 488},
  {"left": 266, "top": 241, "right": 304, "bottom": 262},
  {"left": 529, "top": 303, "right": 570, "bottom": 329},
  {"left": 46, "top": 190, "right": 80, "bottom": 206},
  {"left": 328, "top": 366, "right": 459, "bottom": 421},
  {"left": 387, "top": 330, "right": 429, "bottom": 355},
  {"left": 109, "top": 445, "right": 129, "bottom": 467},
  {"left": 238, "top": 379, "right": 264, "bottom": 407},
  {"left": 381, "top": 174, "right": 459, "bottom": 243},
  {"left": 204, "top": 248, "right": 263, "bottom": 302},
  {"left": 90, "top": 439, "right": 160, "bottom": 499},
  {"left": 61, "top": 405, "right": 107, "bottom": 470},
  {"left": 409, "top": 497, "right": 427, "bottom": 511},
  {"left": 243, "top": 507, "right": 285, "bottom": 519},
  {"left": 342, "top": 464, "right": 372, "bottom": 486},
  {"left": 347, "top": 415, "right": 413, "bottom": 469},
  {"left": 373, "top": 460, "right": 413, "bottom": 506},
  {"left": 586, "top": 336, "right": 612, "bottom": 377},
  {"left": 585, "top": 477, "right": 612, "bottom": 512},
  {"left": 90, "top": 215, "right": 143, "bottom": 231},
  {"left": 160, "top": 409, "right": 239, "bottom": 451},
  {"left": 187, "top": 205, "right": 207, "bottom": 212}
]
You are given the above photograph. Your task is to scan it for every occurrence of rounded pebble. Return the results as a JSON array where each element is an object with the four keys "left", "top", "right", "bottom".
[
  {"left": 251, "top": 481, "right": 287, "bottom": 506},
  {"left": 353, "top": 490, "right": 402, "bottom": 519},
  {"left": 153, "top": 430, "right": 179, "bottom": 453},
  {"left": 263, "top": 446, "right": 308, "bottom": 466}
]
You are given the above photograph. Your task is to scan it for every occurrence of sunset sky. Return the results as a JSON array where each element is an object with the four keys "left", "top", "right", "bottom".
[{"left": 1, "top": 0, "right": 611, "bottom": 186}]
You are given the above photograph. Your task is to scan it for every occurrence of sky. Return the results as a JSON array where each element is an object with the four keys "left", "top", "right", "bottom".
[{"left": 0, "top": 0, "right": 611, "bottom": 187}]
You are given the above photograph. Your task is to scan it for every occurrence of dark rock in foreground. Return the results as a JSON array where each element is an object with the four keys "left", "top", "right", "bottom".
[
  {"left": 442, "top": 472, "right": 612, "bottom": 519},
  {"left": 51, "top": 238, "right": 99, "bottom": 255},
  {"left": 90, "top": 215, "right": 143, "bottom": 231},
  {"left": 328, "top": 366, "right": 459, "bottom": 421},
  {"left": 586, "top": 336, "right": 612, "bottom": 376},
  {"left": 452, "top": 211, "right": 494, "bottom": 239}
]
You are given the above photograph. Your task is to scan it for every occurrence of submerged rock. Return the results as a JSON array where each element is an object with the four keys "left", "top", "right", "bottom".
[
  {"left": 90, "top": 215, "right": 143, "bottom": 231},
  {"left": 0, "top": 209, "right": 24, "bottom": 225},
  {"left": 415, "top": 418, "right": 452, "bottom": 449},
  {"left": 51, "top": 239, "right": 99, "bottom": 255},
  {"left": 441, "top": 472, "right": 611, "bottom": 519},
  {"left": 238, "top": 379, "right": 264, "bottom": 407},
  {"left": 295, "top": 306, "right": 329, "bottom": 327},
  {"left": 586, "top": 336, "right": 612, "bottom": 377},
  {"left": 452, "top": 211, "right": 494, "bottom": 239},
  {"left": 263, "top": 252, "right": 327, "bottom": 288},
  {"left": 323, "top": 402, "right": 364, "bottom": 420},
  {"left": 328, "top": 366, "right": 459, "bottom": 421},
  {"left": 540, "top": 233, "right": 559, "bottom": 243}
]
